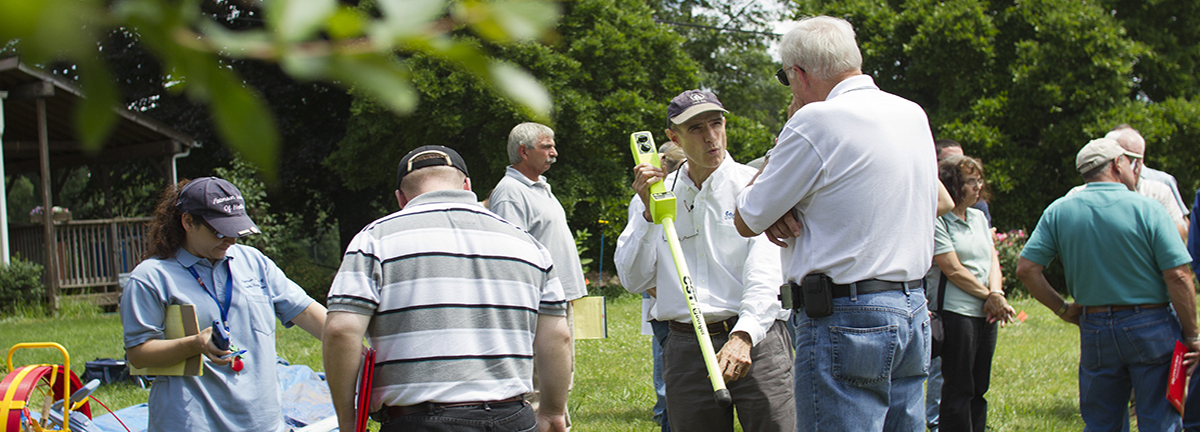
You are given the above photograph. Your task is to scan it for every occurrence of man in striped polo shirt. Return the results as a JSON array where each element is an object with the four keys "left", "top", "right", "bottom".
[{"left": 323, "top": 145, "right": 572, "bottom": 432}]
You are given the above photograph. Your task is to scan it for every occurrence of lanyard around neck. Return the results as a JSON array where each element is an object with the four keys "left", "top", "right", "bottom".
[{"left": 184, "top": 262, "right": 234, "bottom": 325}]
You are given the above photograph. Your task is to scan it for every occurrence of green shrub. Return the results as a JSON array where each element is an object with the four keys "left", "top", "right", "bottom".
[
  {"left": 574, "top": 228, "right": 594, "bottom": 275},
  {"left": 283, "top": 256, "right": 337, "bottom": 306},
  {"left": 995, "top": 228, "right": 1071, "bottom": 299},
  {"left": 595, "top": 283, "right": 631, "bottom": 300},
  {"left": 995, "top": 229, "right": 1028, "bottom": 297},
  {"left": 0, "top": 256, "right": 44, "bottom": 314}
]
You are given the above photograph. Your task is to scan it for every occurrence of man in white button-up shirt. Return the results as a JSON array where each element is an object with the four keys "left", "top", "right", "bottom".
[
  {"left": 734, "top": 16, "right": 937, "bottom": 432},
  {"left": 615, "top": 89, "right": 795, "bottom": 432}
]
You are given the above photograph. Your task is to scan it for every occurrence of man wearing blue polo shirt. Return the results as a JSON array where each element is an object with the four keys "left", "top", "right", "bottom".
[{"left": 1016, "top": 137, "right": 1198, "bottom": 431}]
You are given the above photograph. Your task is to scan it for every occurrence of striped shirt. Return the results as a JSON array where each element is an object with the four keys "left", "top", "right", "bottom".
[{"left": 327, "top": 189, "right": 567, "bottom": 409}]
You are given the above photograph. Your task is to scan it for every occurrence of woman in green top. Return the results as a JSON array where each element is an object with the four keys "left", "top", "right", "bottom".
[{"left": 930, "top": 155, "right": 1016, "bottom": 432}]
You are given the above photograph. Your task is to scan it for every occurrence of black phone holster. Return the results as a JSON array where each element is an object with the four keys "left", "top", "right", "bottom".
[{"left": 782, "top": 273, "right": 834, "bottom": 318}]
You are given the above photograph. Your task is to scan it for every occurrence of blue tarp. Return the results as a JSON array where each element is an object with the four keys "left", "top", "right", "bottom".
[{"left": 89, "top": 358, "right": 337, "bottom": 432}]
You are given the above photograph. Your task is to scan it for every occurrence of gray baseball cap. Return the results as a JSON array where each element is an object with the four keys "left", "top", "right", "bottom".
[{"left": 176, "top": 177, "right": 260, "bottom": 238}]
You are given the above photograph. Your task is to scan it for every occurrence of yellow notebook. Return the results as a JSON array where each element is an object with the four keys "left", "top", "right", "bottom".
[
  {"left": 572, "top": 296, "right": 607, "bottom": 339},
  {"left": 130, "top": 304, "right": 204, "bottom": 376}
]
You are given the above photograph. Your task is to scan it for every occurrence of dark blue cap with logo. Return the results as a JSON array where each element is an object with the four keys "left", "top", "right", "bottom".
[
  {"left": 176, "top": 177, "right": 261, "bottom": 238},
  {"left": 667, "top": 89, "right": 728, "bottom": 126}
]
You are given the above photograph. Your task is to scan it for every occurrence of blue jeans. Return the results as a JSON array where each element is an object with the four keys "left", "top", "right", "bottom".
[
  {"left": 793, "top": 287, "right": 930, "bottom": 432},
  {"left": 926, "top": 356, "right": 942, "bottom": 431},
  {"left": 1079, "top": 306, "right": 1182, "bottom": 432},
  {"left": 380, "top": 400, "right": 534, "bottom": 432},
  {"left": 652, "top": 319, "right": 672, "bottom": 432}
]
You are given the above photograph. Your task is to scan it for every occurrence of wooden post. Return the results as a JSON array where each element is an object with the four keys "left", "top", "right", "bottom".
[
  {"left": 108, "top": 220, "right": 121, "bottom": 294},
  {"left": 36, "top": 97, "right": 60, "bottom": 314}
]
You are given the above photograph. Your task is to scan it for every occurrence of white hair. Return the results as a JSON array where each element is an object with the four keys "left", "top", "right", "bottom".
[
  {"left": 780, "top": 16, "right": 863, "bottom": 81},
  {"left": 507, "top": 122, "right": 554, "bottom": 165}
]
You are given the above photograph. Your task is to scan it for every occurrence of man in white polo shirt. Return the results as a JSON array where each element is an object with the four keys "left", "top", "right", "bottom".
[
  {"left": 616, "top": 89, "right": 793, "bottom": 432},
  {"left": 735, "top": 15, "right": 938, "bottom": 431}
]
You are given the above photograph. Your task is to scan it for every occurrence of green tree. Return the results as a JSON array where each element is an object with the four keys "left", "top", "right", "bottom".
[
  {"left": 648, "top": 0, "right": 791, "bottom": 163},
  {"left": 790, "top": 0, "right": 1200, "bottom": 232},
  {"left": 326, "top": 0, "right": 700, "bottom": 253}
]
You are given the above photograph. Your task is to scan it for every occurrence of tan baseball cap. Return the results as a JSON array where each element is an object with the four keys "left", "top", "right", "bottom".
[{"left": 1076, "top": 138, "right": 1142, "bottom": 173}]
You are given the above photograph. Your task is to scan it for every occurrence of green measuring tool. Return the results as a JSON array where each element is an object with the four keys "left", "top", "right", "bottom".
[{"left": 629, "top": 130, "right": 733, "bottom": 408}]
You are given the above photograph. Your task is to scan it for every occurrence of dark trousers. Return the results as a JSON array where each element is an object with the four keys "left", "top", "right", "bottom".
[
  {"left": 380, "top": 400, "right": 535, "bottom": 432},
  {"left": 1185, "top": 372, "right": 1200, "bottom": 431},
  {"left": 664, "top": 320, "right": 795, "bottom": 432},
  {"left": 939, "top": 310, "right": 997, "bottom": 432}
]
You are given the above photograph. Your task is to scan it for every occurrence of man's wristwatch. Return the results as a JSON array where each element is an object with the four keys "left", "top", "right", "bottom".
[
  {"left": 1186, "top": 334, "right": 1200, "bottom": 343},
  {"left": 1055, "top": 301, "right": 1070, "bottom": 316}
]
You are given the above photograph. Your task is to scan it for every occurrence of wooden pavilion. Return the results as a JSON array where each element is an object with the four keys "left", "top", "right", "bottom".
[{"left": 1, "top": 56, "right": 199, "bottom": 310}]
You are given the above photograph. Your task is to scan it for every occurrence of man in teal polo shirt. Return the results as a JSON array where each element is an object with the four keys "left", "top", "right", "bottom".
[{"left": 1016, "top": 137, "right": 1198, "bottom": 431}]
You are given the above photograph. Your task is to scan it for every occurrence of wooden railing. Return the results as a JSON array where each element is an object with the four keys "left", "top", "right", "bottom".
[{"left": 10, "top": 217, "right": 151, "bottom": 305}]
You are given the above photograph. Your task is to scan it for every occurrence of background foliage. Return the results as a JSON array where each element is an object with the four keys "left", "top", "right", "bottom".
[
  {"left": 792, "top": 0, "right": 1200, "bottom": 235},
  {"left": 0, "top": 0, "right": 562, "bottom": 180},
  {"left": 325, "top": 0, "right": 790, "bottom": 287},
  {"left": 5, "top": 0, "right": 1200, "bottom": 301},
  {"left": 0, "top": 256, "right": 45, "bottom": 314}
]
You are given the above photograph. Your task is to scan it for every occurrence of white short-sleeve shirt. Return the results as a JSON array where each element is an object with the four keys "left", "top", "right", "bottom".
[{"left": 736, "top": 74, "right": 938, "bottom": 284}]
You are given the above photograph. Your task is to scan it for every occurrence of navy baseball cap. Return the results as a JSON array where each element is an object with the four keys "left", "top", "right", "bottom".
[
  {"left": 176, "top": 177, "right": 261, "bottom": 238},
  {"left": 397, "top": 145, "right": 471, "bottom": 188},
  {"left": 667, "top": 90, "right": 728, "bottom": 126}
]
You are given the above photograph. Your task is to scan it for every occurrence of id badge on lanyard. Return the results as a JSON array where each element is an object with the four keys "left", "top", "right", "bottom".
[{"left": 183, "top": 262, "right": 247, "bottom": 372}]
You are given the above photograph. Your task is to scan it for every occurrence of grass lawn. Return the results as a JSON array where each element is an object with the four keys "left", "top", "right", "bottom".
[{"left": 0, "top": 294, "right": 1139, "bottom": 431}]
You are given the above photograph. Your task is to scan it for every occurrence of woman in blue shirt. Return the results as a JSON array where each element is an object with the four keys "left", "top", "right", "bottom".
[{"left": 120, "top": 177, "right": 326, "bottom": 432}]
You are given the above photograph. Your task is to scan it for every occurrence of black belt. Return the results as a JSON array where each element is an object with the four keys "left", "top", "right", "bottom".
[
  {"left": 788, "top": 278, "right": 921, "bottom": 312},
  {"left": 669, "top": 316, "right": 738, "bottom": 335},
  {"left": 373, "top": 395, "right": 525, "bottom": 422},
  {"left": 830, "top": 279, "right": 921, "bottom": 298}
]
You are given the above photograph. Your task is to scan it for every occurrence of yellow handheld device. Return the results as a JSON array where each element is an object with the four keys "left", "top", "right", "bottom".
[{"left": 629, "top": 131, "right": 677, "bottom": 224}]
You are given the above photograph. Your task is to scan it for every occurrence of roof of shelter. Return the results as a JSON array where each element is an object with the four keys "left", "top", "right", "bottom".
[{"left": 0, "top": 56, "right": 198, "bottom": 175}]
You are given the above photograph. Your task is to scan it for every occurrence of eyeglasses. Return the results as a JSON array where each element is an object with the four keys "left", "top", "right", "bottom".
[
  {"left": 195, "top": 217, "right": 226, "bottom": 239},
  {"left": 775, "top": 66, "right": 805, "bottom": 86},
  {"left": 964, "top": 179, "right": 985, "bottom": 187}
]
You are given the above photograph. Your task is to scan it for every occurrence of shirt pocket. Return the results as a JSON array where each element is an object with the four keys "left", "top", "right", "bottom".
[
  {"left": 712, "top": 219, "right": 748, "bottom": 273},
  {"left": 245, "top": 293, "right": 276, "bottom": 336}
]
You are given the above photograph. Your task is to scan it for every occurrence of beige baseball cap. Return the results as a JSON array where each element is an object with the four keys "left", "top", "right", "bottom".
[{"left": 1076, "top": 138, "right": 1142, "bottom": 173}]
